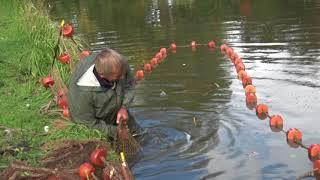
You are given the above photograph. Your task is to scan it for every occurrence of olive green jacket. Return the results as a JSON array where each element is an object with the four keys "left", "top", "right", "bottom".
[{"left": 68, "top": 54, "right": 135, "bottom": 136}]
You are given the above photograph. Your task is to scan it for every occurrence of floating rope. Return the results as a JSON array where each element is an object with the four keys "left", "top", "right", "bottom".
[
  {"left": 132, "top": 40, "right": 320, "bottom": 179},
  {"left": 219, "top": 43, "right": 320, "bottom": 178}
]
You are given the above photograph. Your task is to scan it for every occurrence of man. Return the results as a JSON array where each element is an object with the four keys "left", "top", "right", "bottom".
[{"left": 68, "top": 48, "right": 141, "bottom": 138}]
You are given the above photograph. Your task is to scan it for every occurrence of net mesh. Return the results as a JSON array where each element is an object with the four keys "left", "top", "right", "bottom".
[{"left": 114, "top": 121, "right": 140, "bottom": 157}]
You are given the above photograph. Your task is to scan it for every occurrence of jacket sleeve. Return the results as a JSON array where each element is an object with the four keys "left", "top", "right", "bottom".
[{"left": 121, "top": 64, "right": 135, "bottom": 109}]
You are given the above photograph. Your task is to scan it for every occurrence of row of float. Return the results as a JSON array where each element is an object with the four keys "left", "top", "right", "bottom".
[
  {"left": 219, "top": 43, "right": 320, "bottom": 175},
  {"left": 133, "top": 40, "right": 216, "bottom": 82},
  {"left": 132, "top": 40, "right": 320, "bottom": 176},
  {"left": 41, "top": 22, "right": 91, "bottom": 118}
]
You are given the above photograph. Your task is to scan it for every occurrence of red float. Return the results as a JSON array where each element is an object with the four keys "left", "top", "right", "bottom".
[
  {"left": 226, "top": 47, "right": 234, "bottom": 58},
  {"left": 308, "top": 144, "right": 320, "bottom": 161},
  {"left": 160, "top": 48, "right": 167, "bottom": 55},
  {"left": 230, "top": 53, "right": 239, "bottom": 63},
  {"left": 269, "top": 115, "right": 283, "bottom": 132},
  {"left": 314, "top": 160, "right": 320, "bottom": 175},
  {"left": 79, "top": 163, "right": 95, "bottom": 179},
  {"left": 135, "top": 70, "right": 145, "bottom": 81},
  {"left": 80, "top": 50, "right": 90, "bottom": 60},
  {"left": 286, "top": 128, "right": 302, "bottom": 148},
  {"left": 170, "top": 43, "right": 177, "bottom": 50},
  {"left": 42, "top": 76, "right": 54, "bottom": 88},
  {"left": 236, "top": 63, "right": 245, "bottom": 73},
  {"left": 234, "top": 58, "right": 243, "bottom": 66},
  {"left": 256, "top": 104, "right": 269, "bottom": 120},
  {"left": 246, "top": 93, "right": 257, "bottom": 110},
  {"left": 90, "top": 148, "right": 108, "bottom": 167},
  {"left": 242, "top": 75, "right": 252, "bottom": 88},
  {"left": 144, "top": 63, "right": 152, "bottom": 72},
  {"left": 191, "top": 41, "right": 197, "bottom": 48},
  {"left": 62, "top": 24, "right": 74, "bottom": 38},
  {"left": 245, "top": 84, "right": 256, "bottom": 95},
  {"left": 57, "top": 89, "right": 65, "bottom": 97},
  {"left": 57, "top": 96, "right": 68, "bottom": 109},
  {"left": 150, "top": 58, "right": 158, "bottom": 67},
  {"left": 220, "top": 44, "right": 227, "bottom": 53},
  {"left": 58, "top": 53, "right": 71, "bottom": 64},
  {"left": 207, "top": 41, "right": 215, "bottom": 49},
  {"left": 63, "top": 108, "right": 69, "bottom": 118},
  {"left": 237, "top": 70, "right": 247, "bottom": 80},
  {"left": 155, "top": 52, "right": 163, "bottom": 60}
]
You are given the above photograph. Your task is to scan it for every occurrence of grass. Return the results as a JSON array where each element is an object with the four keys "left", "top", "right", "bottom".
[{"left": 0, "top": 0, "right": 110, "bottom": 170}]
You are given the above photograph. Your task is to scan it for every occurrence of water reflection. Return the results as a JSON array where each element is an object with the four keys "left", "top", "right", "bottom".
[{"left": 46, "top": 0, "right": 320, "bottom": 179}]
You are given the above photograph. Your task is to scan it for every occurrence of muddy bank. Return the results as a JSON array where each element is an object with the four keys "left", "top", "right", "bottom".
[{"left": 1, "top": 140, "right": 130, "bottom": 180}]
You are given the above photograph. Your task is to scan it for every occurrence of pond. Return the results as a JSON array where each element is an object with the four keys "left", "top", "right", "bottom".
[{"left": 48, "top": 0, "right": 320, "bottom": 179}]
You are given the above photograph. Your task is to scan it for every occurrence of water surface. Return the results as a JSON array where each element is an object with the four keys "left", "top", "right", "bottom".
[{"left": 48, "top": 0, "right": 320, "bottom": 179}]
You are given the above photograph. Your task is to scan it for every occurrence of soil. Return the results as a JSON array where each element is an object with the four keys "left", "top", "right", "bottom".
[{"left": 0, "top": 140, "right": 128, "bottom": 180}]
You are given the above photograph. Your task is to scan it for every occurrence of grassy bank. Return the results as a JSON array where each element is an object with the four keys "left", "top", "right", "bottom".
[{"left": 0, "top": 0, "right": 107, "bottom": 170}]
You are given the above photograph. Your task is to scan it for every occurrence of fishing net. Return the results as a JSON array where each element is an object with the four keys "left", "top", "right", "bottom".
[
  {"left": 39, "top": 66, "right": 69, "bottom": 117},
  {"left": 114, "top": 120, "right": 141, "bottom": 157},
  {"left": 0, "top": 140, "right": 127, "bottom": 180}
]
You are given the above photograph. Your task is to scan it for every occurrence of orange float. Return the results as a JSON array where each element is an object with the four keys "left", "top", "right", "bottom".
[
  {"left": 42, "top": 76, "right": 54, "bottom": 88},
  {"left": 191, "top": 41, "right": 197, "bottom": 48},
  {"left": 226, "top": 47, "right": 233, "bottom": 57},
  {"left": 79, "top": 163, "right": 96, "bottom": 179},
  {"left": 314, "top": 160, "right": 320, "bottom": 175},
  {"left": 63, "top": 108, "right": 69, "bottom": 118},
  {"left": 231, "top": 53, "right": 239, "bottom": 63},
  {"left": 90, "top": 148, "right": 108, "bottom": 167},
  {"left": 135, "top": 70, "right": 145, "bottom": 81},
  {"left": 245, "top": 94, "right": 257, "bottom": 110},
  {"left": 308, "top": 144, "right": 320, "bottom": 161},
  {"left": 236, "top": 63, "right": 245, "bottom": 73},
  {"left": 244, "top": 84, "right": 256, "bottom": 95},
  {"left": 62, "top": 24, "right": 74, "bottom": 37},
  {"left": 144, "top": 63, "right": 152, "bottom": 72},
  {"left": 57, "top": 96, "right": 68, "bottom": 109},
  {"left": 269, "top": 115, "right": 283, "bottom": 132},
  {"left": 234, "top": 58, "right": 243, "bottom": 66},
  {"left": 255, "top": 104, "right": 269, "bottom": 120},
  {"left": 220, "top": 44, "right": 227, "bottom": 53},
  {"left": 286, "top": 128, "right": 302, "bottom": 148},
  {"left": 58, "top": 53, "right": 71, "bottom": 64},
  {"left": 160, "top": 48, "right": 167, "bottom": 55},
  {"left": 242, "top": 75, "right": 252, "bottom": 88},
  {"left": 226, "top": 47, "right": 234, "bottom": 58},
  {"left": 79, "top": 50, "right": 90, "bottom": 60},
  {"left": 207, "top": 41, "right": 215, "bottom": 48},
  {"left": 237, "top": 70, "right": 247, "bottom": 80},
  {"left": 170, "top": 43, "right": 177, "bottom": 50},
  {"left": 150, "top": 58, "right": 158, "bottom": 67},
  {"left": 155, "top": 52, "right": 163, "bottom": 60}
]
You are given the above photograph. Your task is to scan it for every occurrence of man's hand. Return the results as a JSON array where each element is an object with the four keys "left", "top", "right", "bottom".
[{"left": 116, "top": 107, "right": 128, "bottom": 124}]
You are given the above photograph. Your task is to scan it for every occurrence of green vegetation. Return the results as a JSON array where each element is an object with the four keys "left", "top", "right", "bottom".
[{"left": 0, "top": 0, "right": 106, "bottom": 170}]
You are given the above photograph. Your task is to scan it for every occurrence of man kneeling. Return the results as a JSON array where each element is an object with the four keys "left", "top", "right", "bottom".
[{"left": 68, "top": 48, "right": 141, "bottom": 138}]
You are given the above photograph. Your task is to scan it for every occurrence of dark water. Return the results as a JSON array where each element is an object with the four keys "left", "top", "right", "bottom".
[{"left": 47, "top": 0, "right": 320, "bottom": 179}]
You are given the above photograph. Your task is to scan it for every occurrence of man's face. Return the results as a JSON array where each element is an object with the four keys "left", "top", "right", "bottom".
[{"left": 101, "top": 72, "right": 123, "bottom": 82}]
